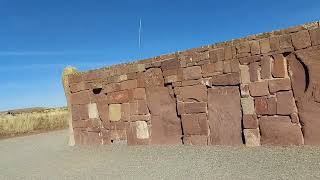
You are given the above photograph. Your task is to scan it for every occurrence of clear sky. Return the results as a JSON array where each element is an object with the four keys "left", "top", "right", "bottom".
[{"left": 0, "top": 0, "right": 319, "bottom": 111}]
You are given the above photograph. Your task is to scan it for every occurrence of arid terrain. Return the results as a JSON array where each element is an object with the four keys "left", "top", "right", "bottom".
[{"left": 0, "top": 107, "right": 68, "bottom": 138}]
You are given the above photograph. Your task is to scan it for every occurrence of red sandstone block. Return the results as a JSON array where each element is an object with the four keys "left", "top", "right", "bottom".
[
  {"left": 310, "top": 28, "right": 320, "bottom": 45},
  {"left": 209, "top": 48, "right": 224, "bottom": 62},
  {"left": 161, "top": 58, "right": 180, "bottom": 70},
  {"left": 279, "top": 34, "right": 292, "bottom": 49},
  {"left": 82, "top": 71, "right": 102, "bottom": 81},
  {"left": 259, "top": 38, "right": 271, "bottom": 54},
  {"left": 97, "top": 101, "right": 109, "bottom": 122},
  {"left": 276, "top": 91, "right": 297, "bottom": 115},
  {"left": 162, "top": 69, "right": 178, "bottom": 77},
  {"left": 183, "top": 135, "right": 208, "bottom": 145},
  {"left": 181, "top": 79, "right": 201, "bottom": 86},
  {"left": 120, "top": 79, "right": 138, "bottom": 90},
  {"left": 259, "top": 116, "right": 303, "bottom": 146},
  {"left": 71, "top": 91, "right": 90, "bottom": 105},
  {"left": 177, "top": 84, "right": 207, "bottom": 102},
  {"left": 104, "top": 83, "right": 120, "bottom": 93},
  {"left": 269, "top": 36, "right": 280, "bottom": 52},
  {"left": 130, "top": 100, "right": 149, "bottom": 115},
  {"left": 68, "top": 73, "right": 82, "bottom": 84},
  {"left": 224, "top": 46, "right": 233, "bottom": 60},
  {"left": 260, "top": 56, "right": 272, "bottom": 79},
  {"left": 132, "top": 88, "right": 146, "bottom": 100},
  {"left": 177, "top": 102, "right": 207, "bottom": 115},
  {"left": 144, "top": 68, "right": 164, "bottom": 88},
  {"left": 223, "top": 60, "right": 232, "bottom": 73},
  {"left": 107, "top": 90, "right": 131, "bottom": 104},
  {"left": 268, "top": 78, "right": 291, "bottom": 93},
  {"left": 250, "top": 41, "right": 261, "bottom": 55},
  {"left": 181, "top": 113, "right": 209, "bottom": 136},
  {"left": 230, "top": 59, "right": 240, "bottom": 73},
  {"left": 291, "top": 30, "right": 311, "bottom": 50},
  {"left": 255, "top": 96, "right": 276, "bottom": 115},
  {"left": 210, "top": 73, "right": 240, "bottom": 86},
  {"left": 72, "top": 104, "right": 88, "bottom": 121},
  {"left": 182, "top": 66, "right": 202, "bottom": 80},
  {"left": 249, "top": 81, "right": 269, "bottom": 97},
  {"left": 136, "top": 72, "right": 145, "bottom": 88},
  {"left": 69, "top": 82, "right": 89, "bottom": 93},
  {"left": 249, "top": 62, "right": 260, "bottom": 82},
  {"left": 236, "top": 41, "right": 250, "bottom": 54},
  {"left": 243, "top": 114, "right": 258, "bottom": 129},
  {"left": 272, "top": 54, "right": 287, "bottom": 78},
  {"left": 238, "top": 55, "right": 261, "bottom": 65},
  {"left": 121, "top": 103, "right": 130, "bottom": 122}
]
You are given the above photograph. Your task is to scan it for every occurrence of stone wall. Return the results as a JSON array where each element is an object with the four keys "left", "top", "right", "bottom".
[{"left": 65, "top": 21, "right": 320, "bottom": 146}]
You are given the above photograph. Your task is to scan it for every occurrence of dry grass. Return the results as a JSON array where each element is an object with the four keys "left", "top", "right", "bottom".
[{"left": 0, "top": 108, "right": 69, "bottom": 137}]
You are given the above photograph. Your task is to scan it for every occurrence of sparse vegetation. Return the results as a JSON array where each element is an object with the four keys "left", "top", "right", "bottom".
[{"left": 0, "top": 107, "right": 69, "bottom": 138}]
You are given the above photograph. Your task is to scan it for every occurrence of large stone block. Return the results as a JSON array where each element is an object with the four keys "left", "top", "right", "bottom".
[
  {"left": 161, "top": 58, "right": 180, "bottom": 70},
  {"left": 135, "top": 121, "right": 150, "bottom": 139},
  {"left": 243, "top": 114, "right": 258, "bottom": 129},
  {"left": 272, "top": 54, "right": 287, "bottom": 78},
  {"left": 176, "top": 84, "right": 207, "bottom": 102},
  {"left": 269, "top": 36, "right": 280, "bottom": 52},
  {"left": 182, "top": 66, "right": 202, "bottom": 80},
  {"left": 181, "top": 113, "right": 209, "bottom": 136},
  {"left": 183, "top": 135, "right": 208, "bottom": 145},
  {"left": 276, "top": 91, "right": 297, "bottom": 115},
  {"left": 249, "top": 81, "right": 269, "bottom": 96},
  {"left": 250, "top": 41, "right": 261, "bottom": 55},
  {"left": 249, "top": 62, "right": 260, "bottom": 82},
  {"left": 310, "top": 28, "right": 320, "bottom": 45},
  {"left": 109, "top": 104, "right": 121, "bottom": 122},
  {"left": 239, "top": 65, "right": 250, "bottom": 84},
  {"left": 71, "top": 91, "right": 90, "bottom": 105},
  {"left": 243, "top": 129, "right": 260, "bottom": 147},
  {"left": 120, "top": 79, "right": 138, "bottom": 90},
  {"left": 208, "top": 87, "right": 242, "bottom": 145},
  {"left": 132, "top": 88, "right": 146, "bottom": 100},
  {"left": 279, "top": 34, "right": 292, "bottom": 49},
  {"left": 291, "top": 30, "right": 311, "bottom": 50},
  {"left": 209, "top": 48, "right": 224, "bottom": 62},
  {"left": 236, "top": 41, "right": 250, "bottom": 54},
  {"left": 146, "top": 87, "right": 182, "bottom": 144},
  {"left": 259, "top": 116, "right": 304, "bottom": 146},
  {"left": 260, "top": 56, "right": 272, "bottom": 79},
  {"left": 177, "top": 102, "right": 207, "bottom": 115},
  {"left": 144, "top": 68, "right": 164, "bottom": 88},
  {"left": 259, "top": 38, "right": 271, "bottom": 54},
  {"left": 130, "top": 100, "right": 149, "bottom": 115}
]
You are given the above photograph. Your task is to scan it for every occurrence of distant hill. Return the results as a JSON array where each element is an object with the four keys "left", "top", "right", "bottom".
[{"left": 1, "top": 107, "right": 67, "bottom": 115}]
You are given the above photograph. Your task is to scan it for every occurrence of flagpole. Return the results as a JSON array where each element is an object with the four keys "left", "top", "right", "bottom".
[{"left": 138, "top": 18, "right": 142, "bottom": 59}]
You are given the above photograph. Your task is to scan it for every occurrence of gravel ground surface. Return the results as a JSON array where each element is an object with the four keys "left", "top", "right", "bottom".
[{"left": 0, "top": 130, "right": 320, "bottom": 180}]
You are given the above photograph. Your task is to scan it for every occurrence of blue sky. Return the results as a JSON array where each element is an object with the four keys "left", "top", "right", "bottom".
[{"left": 0, "top": 0, "right": 319, "bottom": 111}]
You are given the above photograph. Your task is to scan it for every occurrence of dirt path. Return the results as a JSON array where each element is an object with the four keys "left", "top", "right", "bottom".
[{"left": 0, "top": 130, "right": 320, "bottom": 180}]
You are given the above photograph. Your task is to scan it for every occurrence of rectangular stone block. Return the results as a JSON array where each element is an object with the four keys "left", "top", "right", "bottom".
[
  {"left": 249, "top": 81, "right": 269, "bottom": 97},
  {"left": 268, "top": 78, "right": 291, "bottom": 93},
  {"left": 272, "top": 54, "right": 287, "bottom": 78},
  {"left": 236, "top": 41, "right": 250, "bottom": 54},
  {"left": 181, "top": 79, "right": 201, "bottom": 86},
  {"left": 182, "top": 66, "right": 202, "bottom": 80},
  {"left": 176, "top": 84, "right": 207, "bottom": 102},
  {"left": 72, "top": 104, "right": 89, "bottom": 121},
  {"left": 161, "top": 58, "right": 180, "bottom": 70},
  {"left": 239, "top": 55, "right": 261, "bottom": 65},
  {"left": 209, "top": 48, "right": 224, "bottom": 62},
  {"left": 279, "top": 34, "right": 292, "bottom": 49},
  {"left": 107, "top": 90, "right": 130, "bottom": 104},
  {"left": 126, "top": 122, "right": 150, "bottom": 145},
  {"left": 276, "top": 91, "right": 297, "bottom": 115},
  {"left": 259, "top": 38, "right": 271, "bottom": 54},
  {"left": 259, "top": 116, "right": 303, "bottom": 146},
  {"left": 250, "top": 41, "right": 261, "bottom": 55},
  {"left": 241, "top": 96, "right": 255, "bottom": 115},
  {"left": 244, "top": 129, "right": 260, "bottom": 147},
  {"left": 109, "top": 104, "right": 121, "bottom": 122},
  {"left": 224, "top": 46, "right": 233, "bottom": 60},
  {"left": 223, "top": 60, "right": 232, "bottom": 73},
  {"left": 130, "top": 100, "right": 149, "bottom": 115},
  {"left": 144, "top": 68, "right": 164, "bottom": 88},
  {"left": 177, "top": 102, "right": 207, "bottom": 115},
  {"left": 208, "top": 87, "right": 242, "bottom": 145},
  {"left": 260, "top": 56, "right": 272, "bottom": 79},
  {"left": 120, "top": 79, "right": 138, "bottom": 90},
  {"left": 71, "top": 91, "right": 90, "bottom": 105},
  {"left": 88, "top": 103, "right": 99, "bottom": 119},
  {"left": 210, "top": 73, "right": 240, "bottom": 86},
  {"left": 249, "top": 62, "right": 260, "bottom": 82},
  {"left": 291, "top": 30, "right": 311, "bottom": 50},
  {"left": 310, "top": 28, "right": 320, "bottom": 45},
  {"left": 132, "top": 88, "right": 146, "bottom": 100},
  {"left": 181, "top": 113, "right": 209, "bottom": 136},
  {"left": 240, "top": 84, "right": 250, "bottom": 98},
  {"left": 255, "top": 96, "right": 276, "bottom": 115},
  {"left": 240, "top": 65, "right": 250, "bottom": 84},
  {"left": 104, "top": 83, "right": 120, "bottom": 93},
  {"left": 269, "top": 36, "right": 280, "bottom": 52}
]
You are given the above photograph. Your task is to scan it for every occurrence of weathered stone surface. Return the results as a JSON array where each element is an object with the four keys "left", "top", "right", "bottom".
[
  {"left": 104, "top": 83, "right": 120, "bottom": 93},
  {"left": 88, "top": 103, "right": 99, "bottom": 119},
  {"left": 236, "top": 41, "right": 250, "bottom": 54},
  {"left": 69, "top": 82, "right": 89, "bottom": 93},
  {"left": 276, "top": 91, "right": 296, "bottom": 115},
  {"left": 120, "top": 79, "right": 137, "bottom": 90},
  {"left": 259, "top": 116, "right": 304, "bottom": 146},
  {"left": 310, "top": 28, "right": 320, "bottom": 45},
  {"left": 209, "top": 48, "right": 224, "bottom": 62},
  {"left": 241, "top": 96, "right": 255, "bottom": 115},
  {"left": 240, "top": 65, "right": 250, "bottom": 84},
  {"left": 287, "top": 53, "right": 306, "bottom": 99},
  {"left": 183, "top": 66, "right": 202, "bottom": 80},
  {"left": 176, "top": 84, "right": 207, "bottom": 102},
  {"left": 109, "top": 104, "right": 121, "bottom": 122},
  {"left": 130, "top": 100, "right": 149, "bottom": 115},
  {"left": 250, "top": 41, "right": 261, "bottom": 55},
  {"left": 279, "top": 34, "right": 292, "bottom": 49},
  {"left": 260, "top": 56, "right": 272, "bottom": 79},
  {"left": 240, "top": 84, "right": 250, "bottom": 97},
  {"left": 161, "top": 58, "right": 180, "bottom": 70},
  {"left": 230, "top": 59, "right": 240, "bottom": 73},
  {"left": 107, "top": 90, "right": 130, "bottom": 104},
  {"left": 259, "top": 38, "right": 271, "bottom": 54},
  {"left": 181, "top": 113, "right": 209, "bottom": 135},
  {"left": 72, "top": 104, "right": 89, "bottom": 121},
  {"left": 135, "top": 121, "right": 150, "bottom": 139},
  {"left": 243, "top": 114, "right": 258, "bottom": 129},
  {"left": 144, "top": 68, "right": 164, "bottom": 88},
  {"left": 249, "top": 81, "right": 269, "bottom": 96},
  {"left": 183, "top": 135, "right": 208, "bottom": 145},
  {"left": 255, "top": 96, "right": 276, "bottom": 115},
  {"left": 146, "top": 87, "right": 182, "bottom": 144},
  {"left": 291, "top": 113, "right": 300, "bottom": 124},
  {"left": 249, "top": 62, "right": 260, "bottom": 82},
  {"left": 243, "top": 129, "right": 260, "bottom": 147},
  {"left": 177, "top": 102, "right": 207, "bottom": 115},
  {"left": 268, "top": 78, "right": 291, "bottom": 93},
  {"left": 291, "top": 30, "right": 311, "bottom": 50},
  {"left": 71, "top": 91, "right": 90, "bottom": 105},
  {"left": 208, "top": 87, "right": 242, "bottom": 145},
  {"left": 132, "top": 88, "right": 146, "bottom": 100},
  {"left": 210, "top": 73, "right": 240, "bottom": 86},
  {"left": 238, "top": 55, "right": 261, "bottom": 65},
  {"left": 201, "top": 63, "right": 215, "bottom": 77},
  {"left": 223, "top": 60, "right": 232, "bottom": 73},
  {"left": 224, "top": 46, "right": 233, "bottom": 60},
  {"left": 181, "top": 79, "right": 201, "bottom": 86},
  {"left": 126, "top": 122, "right": 149, "bottom": 145},
  {"left": 272, "top": 54, "right": 287, "bottom": 78},
  {"left": 121, "top": 103, "right": 130, "bottom": 122},
  {"left": 269, "top": 36, "right": 280, "bottom": 52}
]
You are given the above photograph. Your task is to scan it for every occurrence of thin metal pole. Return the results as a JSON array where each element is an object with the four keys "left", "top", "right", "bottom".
[{"left": 138, "top": 18, "right": 142, "bottom": 58}]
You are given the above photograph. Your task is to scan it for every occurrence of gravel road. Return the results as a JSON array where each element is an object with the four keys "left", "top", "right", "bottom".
[{"left": 0, "top": 130, "right": 320, "bottom": 180}]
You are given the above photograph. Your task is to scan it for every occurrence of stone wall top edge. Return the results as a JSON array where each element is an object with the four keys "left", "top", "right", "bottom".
[{"left": 70, "top": 20, "right": 319, "bottom": 77}]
